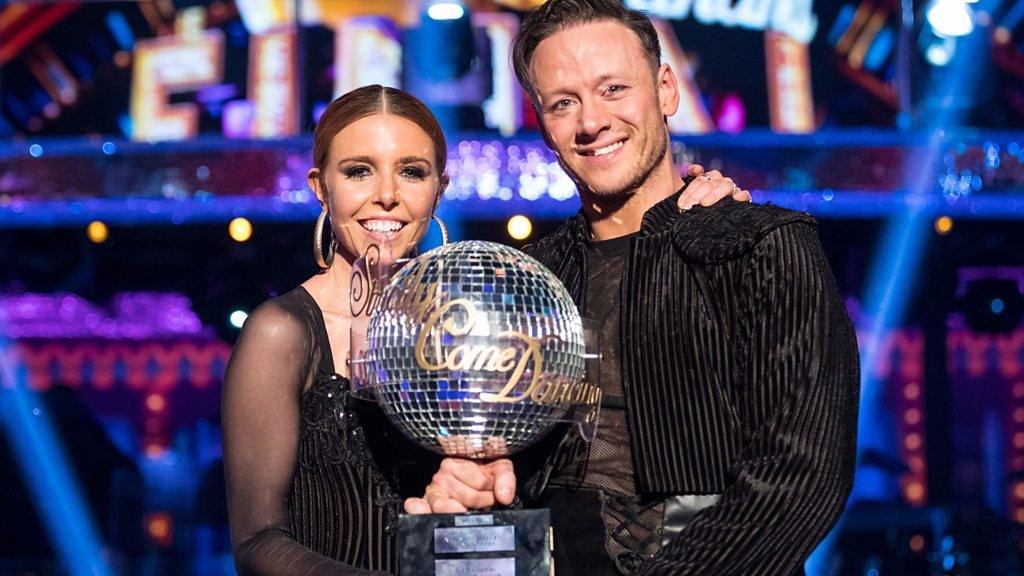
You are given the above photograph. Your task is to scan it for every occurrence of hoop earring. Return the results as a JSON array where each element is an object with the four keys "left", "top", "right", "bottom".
[
  {"left": 432, "top": 214, "right": 450, "bottom": 246},
  {"left": 313, "top": 208, "right": 335, "bottom": 269}
]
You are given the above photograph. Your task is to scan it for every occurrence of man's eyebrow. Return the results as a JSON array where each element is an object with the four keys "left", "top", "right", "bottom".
[{"left": 539, "top": 73, "right": 624, "bottom": 97}]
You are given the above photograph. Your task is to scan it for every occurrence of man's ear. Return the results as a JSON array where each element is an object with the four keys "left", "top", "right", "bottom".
[
  {"left": 656, "top": 63, "right": 680, "bottom": 118},
  {"left": 308, "top": 168, "right": 326, "bottom": 206}
]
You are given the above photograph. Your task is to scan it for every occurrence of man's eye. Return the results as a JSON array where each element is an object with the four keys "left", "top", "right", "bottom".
[
  {"left": 606, "top": 85, "right": 625, "bottom": 95},
  {"left": 552, "top": 99, "right": 573, "bottom": 111}
]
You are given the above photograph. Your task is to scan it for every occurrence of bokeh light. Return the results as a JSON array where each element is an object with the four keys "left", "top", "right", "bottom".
[
  {"left": 507, "top": 215, "right": 532, "bottom": 240},
  {"left": 229, "top": 217, "right": 253, "bottom": 242}
]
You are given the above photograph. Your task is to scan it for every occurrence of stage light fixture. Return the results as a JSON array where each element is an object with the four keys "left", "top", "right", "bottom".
[
  {"left": 934, "top": 215, "right": 953, "bottom": 234},
  {"left": 507, "top": 215, "right": 532, "bottom": 240},
  {"left": 404, "top": 0, "right": 487, "bottom": 131},
  {"left": 228, "top": 217, "right": 253, "bottom": 242},
  {"left": 927, "top": 0, "right": 975, "bottom": 38},
  {"left": 427, "top": 1, "right": 465, "bottom": 21}
]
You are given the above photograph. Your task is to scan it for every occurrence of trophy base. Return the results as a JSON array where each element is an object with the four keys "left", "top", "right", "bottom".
[{"left": 397, "top": 508, "right": 552, "bottom": 576}]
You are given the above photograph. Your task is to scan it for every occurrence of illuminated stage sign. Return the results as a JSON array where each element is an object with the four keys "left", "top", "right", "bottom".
[
  {"left": 127, "top": 1, "right": 821, "bottom": 141},
  {"left": 475, "top": 12, "right": 523, "bottom": 137},
  {"left": 130, "top": 30, "right": 224, "bottom": 141},
  {"left": 249, "top": 26, "right": 300, "bottom": 138},
  {"left": 626, "top": 0, "right": 818, "bottom": 44},
  {"left": 766, "top": 31, "right": 814, "bottom": 133},
  {"left": 334, "top": 16, "right": 402, "bottom": 96}
]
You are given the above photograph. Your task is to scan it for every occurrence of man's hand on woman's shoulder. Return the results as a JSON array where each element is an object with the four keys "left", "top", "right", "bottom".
[{"left": 679, "top": 164, "right": 752, "bottom": 211}]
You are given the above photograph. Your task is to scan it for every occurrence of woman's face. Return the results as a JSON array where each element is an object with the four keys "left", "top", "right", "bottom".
[{"left": 310, "top": 113, "right": 442, "bottom": 261}]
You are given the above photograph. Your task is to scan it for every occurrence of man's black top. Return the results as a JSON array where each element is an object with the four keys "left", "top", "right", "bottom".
[
  {"left": 520, "top": 194, "right": 860, "bottom": 576},
  {"left": 547, "top": 232, "right": 667, "bottom": 573}
]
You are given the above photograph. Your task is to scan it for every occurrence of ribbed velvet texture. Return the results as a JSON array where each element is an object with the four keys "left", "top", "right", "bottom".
[{"left": 523, "top": 196, "right": 860, "bottom": 576}]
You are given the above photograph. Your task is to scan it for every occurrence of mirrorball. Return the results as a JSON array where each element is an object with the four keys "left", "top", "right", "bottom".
[{"left": 363, "top": 241, "right": 586, "bottom": 459}]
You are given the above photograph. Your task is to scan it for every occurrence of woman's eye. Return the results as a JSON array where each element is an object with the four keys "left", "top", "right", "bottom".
[
  {"left": 553, "top": 98, "right": 573, "bottom": 110},
  {"left": 345, "top": 166, "right": 371, "bottom": 179},
  {"left": 401, "top": 167, "right": 427, "bottom": 180}
]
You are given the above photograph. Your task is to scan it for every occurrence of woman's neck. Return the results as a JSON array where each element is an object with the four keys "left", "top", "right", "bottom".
[{"left": 304, "top": 257, "right": 354, "bottom": 317}]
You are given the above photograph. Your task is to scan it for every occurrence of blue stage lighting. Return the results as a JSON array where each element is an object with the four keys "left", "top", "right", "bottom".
[
  {"left": 926, "top": 40, "right": 955, "bottom": 66},
  {"left": 427, "top": 2, "right": 466, "bottom": 21},
  {"left": 992, "top": 298, "right": 1006, "bottom": 314},
  {"left": 864, "top": 26, "right": 896, "bottom": 71},
  {"left": 919, "top": 24, "right": 959, "bottom": 67},
  {"left": 848, "top": 26, "right": 989, "bottom": 505},
  {"left": 809, "top": 10, "right": 990, "bottom": 574},
  {"left": 105, "top": 11, "right": 135, "bottom": 50},
  {"left": 826, "top": 5, "right": 856, "bottom": 46},
  {"left": 927, "top": 0, "right": 975, "bottom": 37},
  {"left": 0, "top": 341, "right": 112, "bottom": 576},
  {"left": 998, "top": 0, "right": 1024, "bottom": 31}
]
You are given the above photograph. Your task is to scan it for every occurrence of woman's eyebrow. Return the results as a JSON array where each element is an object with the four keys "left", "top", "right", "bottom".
[
  {"left": 397, "top": 156, "right": 431, "bottom": 165},
  {"left": 336, "top": 155, "right": 376, "bottom": 166}
]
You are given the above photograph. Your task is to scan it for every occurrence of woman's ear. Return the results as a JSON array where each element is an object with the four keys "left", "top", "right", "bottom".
[
  {"left": 308, "top": 168, "right": 326, "bottom": 206},
  {"left": 435, "top": 174, "right": 449, "bottom": 211}
]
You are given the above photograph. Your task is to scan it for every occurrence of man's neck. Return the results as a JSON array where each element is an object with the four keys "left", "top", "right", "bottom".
[{"left": 581, "top": 164, "right": 684, "bottom": 241}]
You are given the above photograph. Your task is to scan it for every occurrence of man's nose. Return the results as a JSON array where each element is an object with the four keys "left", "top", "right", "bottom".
[{"left": 576, "top": 99, "right": 611, "bottom": 138}]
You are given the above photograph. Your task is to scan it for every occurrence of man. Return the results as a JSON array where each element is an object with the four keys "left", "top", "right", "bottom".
[{"left": 406, "top": 1, "right": 860, "bottom": 574}]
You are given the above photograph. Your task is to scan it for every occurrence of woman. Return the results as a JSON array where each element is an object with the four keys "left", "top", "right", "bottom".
[
  {"left": 222, "top": 84, "right": 746, "bottom": 575},
  {"left": 222, "top": 85, "right": 448, "bottom": 576}
]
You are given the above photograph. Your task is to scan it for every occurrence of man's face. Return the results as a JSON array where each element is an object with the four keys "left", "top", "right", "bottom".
[{"left": 529, "top": 20, "right": 678, "bottom": 200}]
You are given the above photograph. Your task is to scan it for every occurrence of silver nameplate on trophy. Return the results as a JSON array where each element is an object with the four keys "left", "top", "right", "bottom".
[
  {"left": 455, "top": 514, "right": 494, "bottom": 527},
  {"left": 434, "top": 526, "right": 516, "bottom": 553},
  {"left": 435, "top": 558, "right": 516, "bottom": 576}
]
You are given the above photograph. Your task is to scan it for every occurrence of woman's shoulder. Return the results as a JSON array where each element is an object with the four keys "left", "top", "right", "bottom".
[
  {"left": 223, "top": 288, "right": 321, "bottom": 398},
  {"left": 237, "top": 288, "right": 317, "bottom": 351}
]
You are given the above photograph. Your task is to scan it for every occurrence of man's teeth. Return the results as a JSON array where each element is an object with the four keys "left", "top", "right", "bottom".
[
  {"left": 362, "top": 220, "right": 404, "bottom": 233},
  {"left": 592, "top": 141, "right": 624, "bottom": 157}
]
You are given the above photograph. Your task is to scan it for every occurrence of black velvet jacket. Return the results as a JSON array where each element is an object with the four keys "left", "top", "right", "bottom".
[{"left": 520, "top": 195, "right": 860, "bottom": 576}]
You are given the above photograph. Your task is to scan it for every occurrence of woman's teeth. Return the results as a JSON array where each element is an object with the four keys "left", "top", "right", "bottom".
[{"left": 361, "top": 220, "right": 404, "bottom": 234}]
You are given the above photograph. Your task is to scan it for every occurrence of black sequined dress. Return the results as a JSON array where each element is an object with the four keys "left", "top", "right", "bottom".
[{"left": 223, "top": 287, "right": 440, "bottom": 575}]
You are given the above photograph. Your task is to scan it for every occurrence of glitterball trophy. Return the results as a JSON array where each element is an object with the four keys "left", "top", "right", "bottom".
[{"left": 349, "top": 225, "right": 600, "bottom": 576}]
